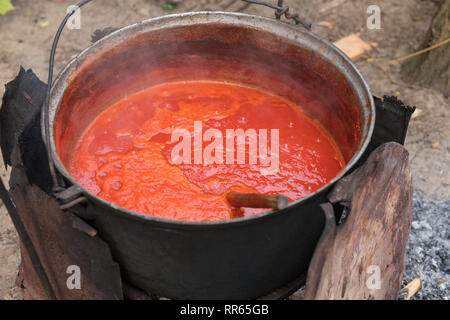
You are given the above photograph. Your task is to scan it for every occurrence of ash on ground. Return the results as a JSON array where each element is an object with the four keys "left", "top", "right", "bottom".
[{"left": 403, "top": 192, "right": 449, "bottom": 300}]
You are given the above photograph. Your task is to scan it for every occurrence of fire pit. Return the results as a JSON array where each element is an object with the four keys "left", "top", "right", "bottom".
[
  {"left": 0, "top": 3, "right": 415, "bottom": 301},
  {"left": 41, "top": 11, "right": 375, "bottom": 299}
]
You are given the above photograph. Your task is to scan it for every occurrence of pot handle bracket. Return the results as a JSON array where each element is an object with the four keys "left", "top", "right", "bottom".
[{"left": 241, "top": 0, "right": 313, "bottom": 30}]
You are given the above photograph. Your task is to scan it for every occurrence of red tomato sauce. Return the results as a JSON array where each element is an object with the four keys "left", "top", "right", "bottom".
[{"left": 68, "top": 81, "right": 345, "bottom": 221}]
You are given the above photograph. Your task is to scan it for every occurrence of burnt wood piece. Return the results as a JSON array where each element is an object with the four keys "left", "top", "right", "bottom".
[
  {"left": 0, "top": 67, "right": 59, "bottom": 194},
  {"left": 0, "top": 68, "right": 45, "bottom": 167},
  {"left": 10, "top": 166, "right": 123, "bottom": 300},
  {"left": 226, "top": 192, "right": 289, "bottom": 210},
  {"left": 304, "top": 142, "right": 413, "bottom": 300},
  {"left": 18, "top": 110, "right": 56, "bottom": 194},
  {"left": 356, "top": 96, "right": 415, "bottom": 169}
]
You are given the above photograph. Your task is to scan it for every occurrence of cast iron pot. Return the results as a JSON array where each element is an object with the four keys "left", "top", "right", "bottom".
[{"left": 45, "top": 12, "right": 375, "bottom": 299}]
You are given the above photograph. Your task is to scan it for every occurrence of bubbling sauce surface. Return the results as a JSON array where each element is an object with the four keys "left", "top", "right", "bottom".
[{"left": 68, "top": 81, "right": 345, "bottom": 221}]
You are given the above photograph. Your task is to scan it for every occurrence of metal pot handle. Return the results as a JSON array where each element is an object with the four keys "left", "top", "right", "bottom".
[
  {"left": 242, "top": 0, "right": 312, "bottom": 30},
  {"left": 43, "top": 0, "right": 94, "bottom": 193}
]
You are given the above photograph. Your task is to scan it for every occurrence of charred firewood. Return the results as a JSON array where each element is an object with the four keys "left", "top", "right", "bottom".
[{"left": 0, "top": 67, "right": 46, "bottom": 169}]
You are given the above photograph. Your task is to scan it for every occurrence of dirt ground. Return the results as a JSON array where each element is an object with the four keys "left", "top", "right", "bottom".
[{"left": 0, "top": 0, "right": 448, "bottom": 300}]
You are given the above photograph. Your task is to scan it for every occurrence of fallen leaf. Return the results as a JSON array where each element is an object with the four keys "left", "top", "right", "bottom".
[
  {"left": 40, "top": 21, "right": 50, "bottom": 28},
  {"left": 0, "top": 0, "right": 14, "bottom": 15},
  {"left": 333, "top": 34, "right": 372, "bottom": 61}
]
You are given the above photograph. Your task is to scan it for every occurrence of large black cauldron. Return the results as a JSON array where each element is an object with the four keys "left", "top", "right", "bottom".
[{"left": 45, "top": 12, "right": 375, "bottom": 299}]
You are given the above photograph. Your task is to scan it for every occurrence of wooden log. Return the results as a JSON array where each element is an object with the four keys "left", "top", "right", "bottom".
[
  {"left": 10, "top": 166, "right": 123, "bottom": 300},
  {"left": 304, "top": 142, "right": 413, "bottom": 300}
]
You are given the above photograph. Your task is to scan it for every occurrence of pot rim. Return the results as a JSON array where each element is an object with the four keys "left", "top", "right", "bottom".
[{"left": 45, "top": 11, "right": 375, "bottom": 228}]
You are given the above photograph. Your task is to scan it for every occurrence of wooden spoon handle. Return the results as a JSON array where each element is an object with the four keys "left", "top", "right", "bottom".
[{"left": 226, "top": 192, "right": 289, "bottom": 210}]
